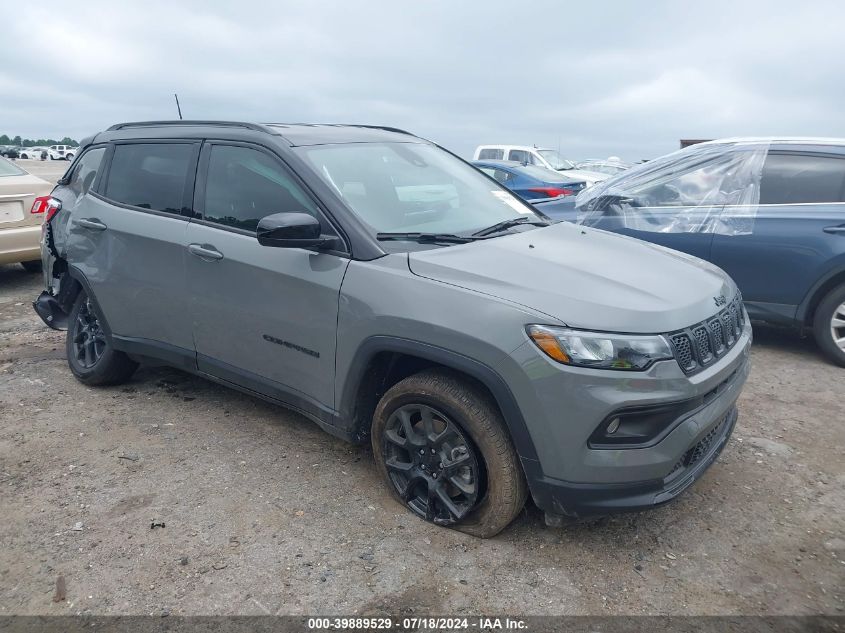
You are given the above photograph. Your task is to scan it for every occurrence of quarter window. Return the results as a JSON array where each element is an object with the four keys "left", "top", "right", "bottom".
[
  {"left": 68, "top": 148, "right": 105, "bottom": 197},
  {"left": 203, "top": 145, "right": 319, "bottom": 231},
  {"left": 759, "top": 153, "right": 845, "bottom": 204},
  {"left": 104, "top": 143, "right": 194, "bottom": 213}
]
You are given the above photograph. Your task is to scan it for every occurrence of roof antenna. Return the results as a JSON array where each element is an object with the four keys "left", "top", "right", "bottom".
[{"left": 174, "top": 93, "right": 183, "bottom": 120}]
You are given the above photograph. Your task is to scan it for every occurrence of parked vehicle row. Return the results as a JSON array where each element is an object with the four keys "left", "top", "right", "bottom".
[
  {"left": 33, "top": 121, "right": 750, "bottom": 537},
  {"left": 0, "top": 144, "right": 77, "bottom": 160}
]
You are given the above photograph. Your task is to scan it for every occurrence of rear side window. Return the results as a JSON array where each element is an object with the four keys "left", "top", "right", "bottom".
[
  {"left": 202, "top": 145, "right": 320, "bottom": 231},
  {"left": 68, "top": 148, "right": 105, "bottom": 197},
  {"left": 508, "top": 149, "right": 529, "bottom": 163},
  {"left": 104, "top": 143, "right": 194, "bottom": 213},
  {"left": 478, "top": 148, "right": 504, "bottom": 160},
  {"left": 478, "top": 167, "right": 513, "bottom": 184},
  {"left": 759, "top": 153, "right": 845, "bottom": 204}
]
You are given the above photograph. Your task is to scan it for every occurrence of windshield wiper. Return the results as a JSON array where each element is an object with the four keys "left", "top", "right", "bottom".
[
  {"left": 472, "top": 217, "right": 549, "bottom": 237},
  {"left": 376, "top": 232, "right": 481, "bottom": 244}
]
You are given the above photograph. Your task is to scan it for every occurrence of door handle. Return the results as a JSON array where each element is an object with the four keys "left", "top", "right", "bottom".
[
  {"left": 823, "top": 225, "right": 845, "bottom": 234},
  {"left": 76, "top": 218, "right": 107, "bottom": 231},
  {"left": 187, "top": 243, "right": 224, "bottom": 260}
]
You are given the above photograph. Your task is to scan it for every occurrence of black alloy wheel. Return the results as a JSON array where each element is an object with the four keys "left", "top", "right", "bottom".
[
  {"left": 72, "top": 296, "right": 106, "bottom": 368},
  {"left": 381, "top": 403, "right": 482, "bottom": 525}
]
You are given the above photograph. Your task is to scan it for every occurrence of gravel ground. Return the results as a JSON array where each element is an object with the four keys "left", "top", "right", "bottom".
[{"left": 0, "top": 159, "right": 842, "bottom": 616}]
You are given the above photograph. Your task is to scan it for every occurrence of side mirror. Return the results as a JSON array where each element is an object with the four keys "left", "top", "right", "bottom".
[{"left": 256, "top": 212, "right": 328, "bottom": 249}]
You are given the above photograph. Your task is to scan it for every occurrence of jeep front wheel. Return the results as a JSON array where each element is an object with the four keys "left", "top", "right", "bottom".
[{"left": 372, "top": 369, "right": 527, "bottom": 537}]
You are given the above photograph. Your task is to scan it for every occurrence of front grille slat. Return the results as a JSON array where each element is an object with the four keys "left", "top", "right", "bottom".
[{"left": 667, "top": 295, "right": 745, "bottom": 376}]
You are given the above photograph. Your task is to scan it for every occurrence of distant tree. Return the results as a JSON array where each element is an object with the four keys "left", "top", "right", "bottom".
[
  {"left": 2, "top": 134, "right": 79, "bottom": 147},
  {"left": 60, "top": 137, "right": 78, "bottom": 147},
  {"left": 12, "top": 135, "right": 22, "bottom": 146},
  {"left": 0, "top": 135, "right": 9, "bottom": 145}
]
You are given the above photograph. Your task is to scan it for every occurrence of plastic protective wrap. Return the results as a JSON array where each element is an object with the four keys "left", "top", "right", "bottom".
[{"left": 576, "top": 141, "right": 769, "bottom": 236}]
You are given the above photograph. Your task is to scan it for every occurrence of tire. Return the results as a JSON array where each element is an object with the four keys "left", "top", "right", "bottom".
[
  {"left": 20, "top": 260, "right": 42, "bottom": 273},
  {"left": 66, "top": 290, "right": 138, "bottom": 386},
  {"left": 372, "top": 369, "right": 528, "bottom": 538},
  {"left": 813, "top": 284, "right": 845, "bottom": 367}
]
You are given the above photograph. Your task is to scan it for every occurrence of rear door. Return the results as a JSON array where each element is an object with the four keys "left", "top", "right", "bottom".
[
  {"left": 186, "top": 141, "right": 349, "bottom": 409},
  {"left": 67, "top": 140, "right": 199, "bottom": 352},
  {"left": 711, "top": 149, "right": 845, "bottom": 315}
]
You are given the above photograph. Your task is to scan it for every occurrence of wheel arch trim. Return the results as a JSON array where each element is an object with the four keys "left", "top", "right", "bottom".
[{"left": 340, "top": 335, "right": 539, "bottom": 462}]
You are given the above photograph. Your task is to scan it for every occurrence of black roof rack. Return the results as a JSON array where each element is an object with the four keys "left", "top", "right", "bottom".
[{"left": 107, "top": 120, "right": 276, "bottom": 132}]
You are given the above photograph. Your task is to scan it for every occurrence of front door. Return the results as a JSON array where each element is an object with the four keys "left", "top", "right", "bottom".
[{"left": 186, "top": 141, "right": 349, "bottom": 411}]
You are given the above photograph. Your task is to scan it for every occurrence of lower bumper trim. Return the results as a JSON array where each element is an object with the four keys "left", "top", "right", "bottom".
[{"left": 528, "top": 406, "right": 738, "bottom": 520}]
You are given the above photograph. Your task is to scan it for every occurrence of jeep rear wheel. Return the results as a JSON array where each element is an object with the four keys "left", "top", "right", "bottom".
[
  {"left": 66, "top": 291, "right": 138, "bottom": 385},
  {"left": 372, "top": 369, "right": 527, "bottom": 537},
  {"left": 813, "top": 284, "right": 845, "bottom": 367}
]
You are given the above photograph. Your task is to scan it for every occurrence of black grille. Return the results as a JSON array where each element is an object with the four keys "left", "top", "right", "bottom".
[
  {"left": 667, "top": 294, "right": 745, "bottom": 376},
  {"left": 708, "top": 319, "right": 725, "bottom": 354},
  {"left": 671, "top": 334, "right": 695, "bottom": 372}
]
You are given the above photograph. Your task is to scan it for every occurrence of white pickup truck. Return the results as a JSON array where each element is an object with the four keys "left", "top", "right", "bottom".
[{"left": 47, "top": 145, "right": 77, "bottom": 161}]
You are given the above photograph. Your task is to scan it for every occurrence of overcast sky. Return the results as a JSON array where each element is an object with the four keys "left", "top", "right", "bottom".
[{"left": 2, "top": 0, "right": 843, "bottom": 161}]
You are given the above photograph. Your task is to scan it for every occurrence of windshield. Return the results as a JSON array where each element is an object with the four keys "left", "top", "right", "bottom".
[
  {"left": 0, "top": 158, "right": 25, "bottom": 177},
  {"left": 537, "top": 150, "right": 575, "bottom": 170},
  {"left": 298, "top": 142, "right": 542, "bottom": 238}
]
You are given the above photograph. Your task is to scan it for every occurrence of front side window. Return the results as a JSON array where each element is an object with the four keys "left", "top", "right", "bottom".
[
  {"left": 67, "top": 148, "right": 105, "bottom": 197},
  {"left": 759, "top": 153, "right": 845, "bottom": 204},
  {"left": 508, "top": 149, "right": 529, "bottom": 163},
  {"left": 298, "top": 142, "right": 540, "bottom": 237},
  {"left": 104, "top": 143, "right": 194, "bottom": 213},
  {"left": 202, "top": 145, "right": 320, "bottom": 231}
]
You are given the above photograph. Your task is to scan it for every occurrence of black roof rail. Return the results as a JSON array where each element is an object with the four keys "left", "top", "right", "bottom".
[
  {"left": 347, "top": 124, "right": 414, "bottom": 136},
  {"left": 263, "top": 123, "right": 415, "bottom": 137},
  {"left": 107, "top": 120, "right": 276, "bottom": 133}
]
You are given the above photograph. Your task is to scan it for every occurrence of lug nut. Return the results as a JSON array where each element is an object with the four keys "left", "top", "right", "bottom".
[
  {"left": 438, "top": 462, "right": 444, "bottom": 469},
  {"left": 430, "top": 448, "right": 436, "bottom": 454},
  {"left": 432, "top": 472, "right": 438, "bottom": 479},
  {"left": 421, "top": 464, "right": 426, "bottom": 470},
  {"left": 419, "top": 449, "right": 425, "bottom": 455}
]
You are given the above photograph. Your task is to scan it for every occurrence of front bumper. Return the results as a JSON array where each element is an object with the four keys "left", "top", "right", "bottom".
[
  {"left": 499, "top": 314, "right": 751, "bottom": 519},
  {"left": 528, "top": 405, "right": 738, "bottom": 521}
]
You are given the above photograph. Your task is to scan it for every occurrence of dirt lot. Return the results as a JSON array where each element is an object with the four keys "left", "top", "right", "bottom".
[{"left": 0, "top": 159, "right": 843, "bottom": 616}]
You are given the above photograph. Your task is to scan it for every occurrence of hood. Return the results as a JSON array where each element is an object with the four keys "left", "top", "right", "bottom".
[{"left": 408, "top": 222, "right": 735, "bottom": 333}]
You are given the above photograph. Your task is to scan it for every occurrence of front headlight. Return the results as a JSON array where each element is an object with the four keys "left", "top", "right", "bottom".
[{"left": 526, "top": 325, "right": 674, "bottom": 371}]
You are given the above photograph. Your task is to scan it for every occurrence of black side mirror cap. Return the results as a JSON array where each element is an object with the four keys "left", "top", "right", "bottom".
[{"left": 256, "top": 212, "right": 330, "bottom": 249}]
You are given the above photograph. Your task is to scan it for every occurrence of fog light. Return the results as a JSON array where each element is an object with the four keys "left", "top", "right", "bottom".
[{"left": 606, "top": 417, "right": 621, "bottom": 434}]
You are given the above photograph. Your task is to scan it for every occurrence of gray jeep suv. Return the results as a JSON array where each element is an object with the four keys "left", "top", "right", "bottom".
[{"left": 34, "top": 121, "right": 751, "bottom": 537}]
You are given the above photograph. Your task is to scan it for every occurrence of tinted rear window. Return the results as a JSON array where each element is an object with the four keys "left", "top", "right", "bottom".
[
  {"left": 759, "top": 153, "right": 845, "bottom": 204},
  {"left": 104, "top": 143, "right": 194, "bottom": 213}
]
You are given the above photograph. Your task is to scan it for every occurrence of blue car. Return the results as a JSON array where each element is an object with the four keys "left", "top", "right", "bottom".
[
  {"left": 473, "top": 160, "right": 586, "bottom": 201},
  {"left": 576, "top": 138, "right": 845, "bottom": 366}
]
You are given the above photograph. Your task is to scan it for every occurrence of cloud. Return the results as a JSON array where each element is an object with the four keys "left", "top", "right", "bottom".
[{"left": 1, "top": 0, "right": 843, "bottom": 161}]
